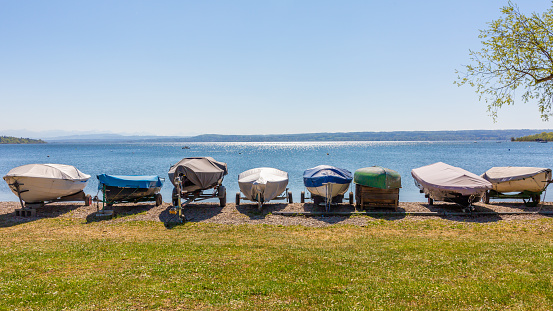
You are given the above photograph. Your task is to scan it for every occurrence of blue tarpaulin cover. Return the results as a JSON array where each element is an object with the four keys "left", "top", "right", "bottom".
[
  {"left": 97, "top": 174, "right": 164, "bottom": 190},
  {"left": 303, "top": 165, "right": 353, "bottom": 188}
]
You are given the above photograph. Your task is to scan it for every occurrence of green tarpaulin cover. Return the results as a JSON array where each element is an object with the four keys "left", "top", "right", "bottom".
[{"left": 354, "top": 166, "right": 401, "bottom": 189}]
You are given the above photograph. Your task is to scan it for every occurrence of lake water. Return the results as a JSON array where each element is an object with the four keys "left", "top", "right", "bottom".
[{"left": 0, "top": 141, "right": 551, "bottom": 203}]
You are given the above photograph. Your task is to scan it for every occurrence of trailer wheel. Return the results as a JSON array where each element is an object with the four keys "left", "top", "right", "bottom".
[
  {"left": 300, "top": 191, "right": 305, "bottom": 203},
  {"left": 85, "top": 195, "right": 92, "bottom": 206},
  {"left": 155, "top": 193, "right": 162, "bottom": 206},
  {"left": 288, "top": 191, "right": 293, "bottom": 203},
  {"left": 524, "top": 194, "right": 540, "bottom": 207},
  {"left": 235, "top": 192, "right": 241, "bottom": 205},
  {"left": 219, "top": 187, "right": 227, "bottom": 207},
  {"left": 428, "top": 197, "right": 434, "bottom": 205},
  {"left": 349, "top": 192, "right": 354, "bottom": 205},
  {"left": 482, "top": 191, "right": 490, "bottom": 204},
  {"left": 313, "top": 196, "right": 322, "bottom": 206}
]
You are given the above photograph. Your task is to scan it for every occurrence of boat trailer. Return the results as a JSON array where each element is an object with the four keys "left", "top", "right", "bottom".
[
  {"left": 169, "top": 176, "right": 226, "bottom": 222},
  {"left": 235, "top": 188, "right": 292, "bottom": 211},
  {"left": 97, "top": 184, "right": 163, "bottom": 209},
  {"left": 9, "top": 180, "right": 91, "bottom": 217},
  {"left": 482, "top": 190, "right": 544, "bottom": 207},
  {"left": 300, "top": 185, "right": 354, "bottom": 212}
]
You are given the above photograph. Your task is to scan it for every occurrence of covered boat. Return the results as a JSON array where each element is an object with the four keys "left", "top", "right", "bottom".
[
  {"left": 481, "top": 167, "right": 551, "bottom": 206},
  {"left": 97, "top": 174, "right": 164, "bottom": 206},
  {"left": 411, "top": 162, "right": 492, "bottom": 208},
  {"left": 3, "top": 163, "right": 91, "bottom": 205},
  {"left": 482, "top": 167, "right": 551, "bottom": 193},
  {"left": 168, "top": 157, "right": 227, "bottom": 192},
  {"left": 354, "top": 166, "right": 401, "bottom": 189},
  {"left": 354, "top": 166, "right": 401, "bottom": 209},
  {"left": 237, "top": 167, "right": 290, "bottom": 208},
  {"left": 168, "top": 157, "right": 228, "bottom": 209},
  {"left": 303, "top": 165, "right": 352, "bottom": 209}
]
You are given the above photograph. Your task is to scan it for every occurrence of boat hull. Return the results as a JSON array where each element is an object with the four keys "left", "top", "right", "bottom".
[
  {"left": 238, "top": 182, "right": 288, "bottom": 203},
  {"left": 168, "top": 157, "right": 228, "bottom": 192},
  {"left": 485, "top": 171, "right": 551, "bottom": 193},
  {"left": 104, "top": 186, "right": 161, "bottom": 202},
  {"left": 303, "top": 165, "right": 352, "bottom": 202},
  {"left": 492, "top": 171, "right": 549, "bottom": 193},
  {"left": 4, "top": 176, "right": 88, "bottom": 203},
  {"left": 238, "top": 167, "right": 288, "bottom": 203},
  {"left": 305, "top": 182, "right": 350, "bottom": 200},
  {"left": 354, "top": 166, "right": 401, "bottom": 189},
  {"left": 412, "top": 162, "right": 491, "bottom": 207},
  {"left": 414, "top": 178, "right": 482, "bottom": 206}
]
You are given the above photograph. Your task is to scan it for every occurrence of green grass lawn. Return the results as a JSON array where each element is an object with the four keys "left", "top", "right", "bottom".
[{"left": 1, "top": 218, "right": 553, "bottom": 310}]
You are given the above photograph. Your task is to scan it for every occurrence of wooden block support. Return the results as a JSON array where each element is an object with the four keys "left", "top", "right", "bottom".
[
  {"left": 355, "top": 184, "right": 399, "bottom": 210},
  {"left": 15, "top": 209, "right": 36, "bottom": 217}
]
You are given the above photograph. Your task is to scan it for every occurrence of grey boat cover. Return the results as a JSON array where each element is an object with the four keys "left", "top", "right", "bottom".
[
  {"left": 168, "top": 157, "right": 228, "bottom": 190},
  {"left": 238, "top": 167, "right": 288, "bottom": 202},
  {"left": 3, "top": 163, "right": 90, "bottom": 181},
  {"left": 411, "top": 162, "right": 492, "bottom": 196},
  {"left": 482, "top": 167, "right": 552, "bottom": 183}
]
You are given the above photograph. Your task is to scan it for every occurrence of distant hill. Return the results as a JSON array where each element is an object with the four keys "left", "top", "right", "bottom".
[
  {"left": 153, "top": 129, "right": 553, "bottom": 142},
  {"left": 0, "top": 136, "right": 46, "bottom": 144},
  {"left": 37, "top": 129, "right": 553, "bottom": 143},
  {"left": 46, "top": 133, "right": 176, "bottom": 143},
  {"left": 514, "top": 131, "right": 553, "bottom": 142}
]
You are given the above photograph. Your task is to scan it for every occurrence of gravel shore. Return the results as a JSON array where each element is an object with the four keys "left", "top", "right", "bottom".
[{"left": 1, "top": 199, "right": 552, "bottom": 227}]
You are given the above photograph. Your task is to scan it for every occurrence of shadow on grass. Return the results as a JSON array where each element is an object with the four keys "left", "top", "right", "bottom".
[
  {"left": 158, "top": 203, "right": 224, "bottom": 227},
  {"left": 361, "top": 205, "right": 407, "bottom": 221},
  {"left": 236, "top": 203, "right": 288, "bottom": 220},
  {"left": 0, "top": 203, "right": 83, "bottom": 228},
  {"left": 85, "top": 203, "right": 156, "bottom": 223},
  {"left": 424, "top": 202, "right": 502, "bottom": 223},
  {"left": 304, "top": 202, "right": 401, "bottom": 224}
]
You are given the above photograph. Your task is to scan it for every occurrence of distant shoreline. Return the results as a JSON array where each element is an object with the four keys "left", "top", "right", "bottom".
[
  {"left": 41, "top": 129, "right": 553, "bottom": 143},
  {"left": 0, "top": 136, "right": 46, "bottom": 144}
]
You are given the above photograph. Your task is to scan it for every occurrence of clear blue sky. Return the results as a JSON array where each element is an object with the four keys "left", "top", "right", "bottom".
[{"left": 1, "top": 0, "right": 551, "bottom": 136}]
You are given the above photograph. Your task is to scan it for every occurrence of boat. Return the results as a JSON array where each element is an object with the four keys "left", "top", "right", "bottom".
[
  {"left": 354, "top": 166, "right": 401, "bottom": 189},
  {"left": 168, "top": 157, "right": 228, "bottom": 211},
  {"left": 353, "top": 166, "right": 401, "bottom": 209},
  {"left": 411, "top": 162, "right": 492, "bottom": 208},
  {"left": 97, "top": 174, "right": 164, "bottom": 207},
  {"left": 481, "top": 167, "right": 552, "bottom": 206},
  {"left": 237, "top": 167, "right": 291, "bottom": 208},
  {"left": 303, "top": 165, "right": 353, "bottom": 210},
  {"left": 3, "top": 163, "right": 91, "bottom": 205}
]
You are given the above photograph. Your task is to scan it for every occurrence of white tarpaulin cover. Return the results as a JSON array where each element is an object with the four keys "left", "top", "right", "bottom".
[
  {"left": 3, "top": 164, "right": 90, "bottom": 181},
  {"left": 482, "top": 167, "right": 551, "bottom": 183},
  {"left": 411, "top": 162, "right": 492, "bottom": 196},
  {"left": 238, "top": 167, "right": 288, "bottom": 202},
  {"left": 3, "top": 164, "right": 90, "bottom": 203}
]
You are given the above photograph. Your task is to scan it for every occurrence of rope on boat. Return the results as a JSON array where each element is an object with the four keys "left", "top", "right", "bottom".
[
  {"left": 115, "top": 187, "right": 141, "bottom": 203},
  {"left": 105, "top": 186, "right": 141, "bottom": 205}
]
